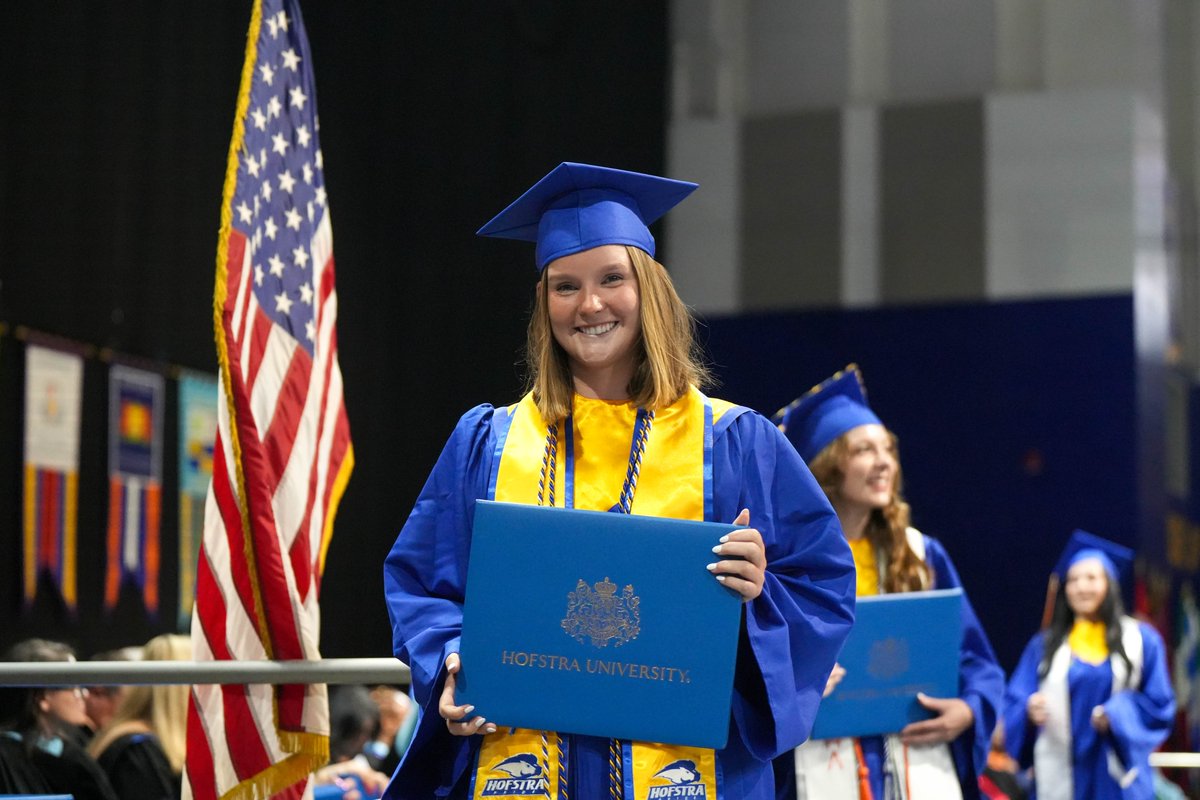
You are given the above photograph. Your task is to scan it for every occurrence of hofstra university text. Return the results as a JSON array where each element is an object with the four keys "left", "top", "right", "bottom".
[{"left": 500, "top": 651, "right": 691, "bottom": 683}]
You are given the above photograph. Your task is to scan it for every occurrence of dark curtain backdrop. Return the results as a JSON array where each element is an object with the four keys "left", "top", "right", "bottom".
[{"left": 0, "top": 2, "right": 670, "bottom": 658}]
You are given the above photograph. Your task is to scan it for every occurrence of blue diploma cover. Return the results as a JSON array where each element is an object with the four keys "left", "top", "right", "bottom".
[
  {"left": 458, "top": 501, "right": 742, "bottom": 749},
  {"left": 810, "top": 588, "right": 962, "bottom": 740}
]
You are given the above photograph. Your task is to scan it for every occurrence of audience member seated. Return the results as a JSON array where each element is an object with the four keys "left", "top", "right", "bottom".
[
  {"left": 0, "top": 637, "right": 118, "bottom": 800},
  {"left": 364, "top": 685, "right": 412, "bottom": 776},
  {"left": 85, "top": 645, "right": 144, "bottom": 734},
  {"left": 320, "top": 685, "right": 389, "bottom": 798},
  {"left": 88, "top": 634, "right": 189, "bottom": 800}
]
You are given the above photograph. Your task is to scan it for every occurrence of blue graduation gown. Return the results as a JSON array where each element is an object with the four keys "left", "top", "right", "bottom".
[
  {"left": 382, "top": 401, "right": 856, "bottom": 799},
  {"left": 856, "top": 536, "right": 1004, "bottom": 800},
  {"left": 1002, "top": 621, "right": 1175, "bottom": 800}
]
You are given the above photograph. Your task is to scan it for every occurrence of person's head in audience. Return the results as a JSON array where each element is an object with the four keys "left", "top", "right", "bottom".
[
  {"left": 0, "top": 638, "right": 92, "bottom": 742},
  {"left": 328, "top": 685, "right": 379, "bottom": 762},
  {"left": 84, "top": 646, "right": 143, "bottom": 732},
  {"left": 88, "top": 634, "right": 190, "bottom": 774}
]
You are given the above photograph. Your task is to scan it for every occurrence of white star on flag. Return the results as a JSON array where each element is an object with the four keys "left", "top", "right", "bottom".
[
  {"left": 268, "top": 254, "right": 285, "bottom": 277},
  {"left": 259, "top": 63, "right": 275, "bottom": 85},
  {"left": 264, "top": 217, "right": 279, "bottom": 240},
  {"left": 282, "top": 48, "right": 301, "bottom": 71},
  {"left": 292, "top": 246, "right": 309, "bottom": 267},
  {"left": 274, "top": 291, "right": 293, "bottom": 315},
  {"left": 299, "top": 283, "right": 313, "bottom": 304},
  {"left": 285, "top": 208, "right": 302, "bottom": 230},
  {"left": 279, "top": 171, "right": 296, "bottom": 193},
  {"left": 236, "top": 202, "right": 253, "bottom": 224},
  {"left": 272, "top": 133, "right": 289, "bottom": 156},
  {"left": 289, "top": 86, "right": 308, "bottom": 111}
]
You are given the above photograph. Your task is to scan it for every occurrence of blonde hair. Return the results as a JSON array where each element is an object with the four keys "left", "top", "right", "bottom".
[
  {"left": 808, "top": 431, "right": 931, "bottom": 593},
  {"left": 88, "top": 634, "right": 190, "bottom": 773},
  {"left": 525, "top": 246, "right": 710, "bottom": 423}
]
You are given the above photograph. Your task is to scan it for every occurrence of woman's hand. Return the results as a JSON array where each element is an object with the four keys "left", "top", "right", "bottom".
[
  {"left": 1090, "top": 705, "right": 1111, "bottom": 734},
  {"left": 899, "top": 693, "right": 975, "bottom": 746},
  {"left": 439, "top": 654, "right": 496, "bottom": 736},
  {"left": 1027, "top": 692, "right": 1049, "bottom": 726},
  {"left": 823, "top": 664, "right": 846, "bottom": 698},
  {"left": 708, "top": 508, "right": 767, "bottom": 602}
]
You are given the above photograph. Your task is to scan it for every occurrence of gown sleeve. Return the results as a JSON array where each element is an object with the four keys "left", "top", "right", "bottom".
[
  {"left": 710, "top": 410, "right": 856, "bottom": 761},
  {"left": 1102, "top": 621, "right": 1176, "bottom": 776},
  {"left": 382, "top": 404, "right": 500, "bottom": 798},
  {"left": 1001, "top": 632, "right": 1048, "bottom": 770},
  {"left": 922, "top": 537, "right": 1006, "bottom": 787}
]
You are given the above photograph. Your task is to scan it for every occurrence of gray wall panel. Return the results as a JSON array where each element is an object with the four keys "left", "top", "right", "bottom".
[
  {"left": 881, "top": 100, "right": 986, "bottom": 303},
  {"left": 740, "top": 111, "right": 842, "bottom": 309}
]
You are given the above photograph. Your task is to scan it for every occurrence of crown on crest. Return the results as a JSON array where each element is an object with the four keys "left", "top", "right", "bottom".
[{"left": 594, "top": 577, "right": 618, "bottom": 597}]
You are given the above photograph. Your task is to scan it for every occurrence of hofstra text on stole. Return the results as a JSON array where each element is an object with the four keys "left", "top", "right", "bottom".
[{"left": 500, "top": 651, "right": 691, "bottom": 683}]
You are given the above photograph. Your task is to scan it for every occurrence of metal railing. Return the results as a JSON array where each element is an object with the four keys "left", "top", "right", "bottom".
[
  {"left": 0, "top": 658, "right": 410, "bottom": 687},
  {"left": 1, "top": 660, "right": 1197, "bottom": 770}
]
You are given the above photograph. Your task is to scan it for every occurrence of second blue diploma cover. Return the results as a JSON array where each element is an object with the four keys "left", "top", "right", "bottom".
[
  {"left": 457, "top": 501, "right": 742, "bottom": 749},
  {"left": 810, "top": 588, "right": 963, "bottom": 739}
]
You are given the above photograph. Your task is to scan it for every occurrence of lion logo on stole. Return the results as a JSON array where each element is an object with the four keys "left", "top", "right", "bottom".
[{"left": 561, "top": 577, "right": 640, "bottom": 647}]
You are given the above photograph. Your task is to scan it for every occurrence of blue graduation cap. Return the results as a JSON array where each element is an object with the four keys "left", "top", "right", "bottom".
[
  {"left": 1053, "top": 529, "right": 1133, "bottom": 588},
  {"left": 774, "top": 365, "right": 883, "bottom": 463},
  {"left": 476, "top": 162, "right": 699, "bottom": 271}
]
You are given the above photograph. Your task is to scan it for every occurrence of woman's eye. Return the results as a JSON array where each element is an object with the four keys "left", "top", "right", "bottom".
[{"left": 602, "top": 273, "right": 625, "bottom": 285}]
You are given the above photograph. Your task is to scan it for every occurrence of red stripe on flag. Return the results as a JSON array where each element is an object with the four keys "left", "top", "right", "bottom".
[
  {"left": 226, "top": 229, "right": 246, "bottom": 313},
  {"left": 224, "top": 374, "right": 306, "bottom": 668},
  {"left": 194, "top": 544, "right": 273, "bottom": 780},
  {"left": 288, "top": 326, "right": 339, "bottom": 602},
  {"left": 211, "top": 436, "right": 264, "bottom": 634},
  {"left": 244, "top": 308, "right": 275, "bottom": 393},
  {"left": 185, "top": 689, "right": 218, "bottom": 800},
  {"left": 313, "top": 404, "right": 352, "bottom": 597},
  {"left": 263, "top": 346, "right": 313, "bottom": 484}
]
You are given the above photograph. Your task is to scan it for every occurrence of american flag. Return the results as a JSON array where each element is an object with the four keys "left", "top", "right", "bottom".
[{"left": 184, "top": 0, "right": 352, "bottom": 797}]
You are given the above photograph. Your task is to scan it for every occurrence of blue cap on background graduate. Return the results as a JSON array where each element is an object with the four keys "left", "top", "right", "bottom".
[
  {"left": 1054, "top": 529, "right": 1134, "bottom": 590},
  {"left": 477, "top": 162, "right": 698, "bottom": 271},
  {"left": 1040, "top": 529, "right": 1135, "bottom": 628},
  {"left": 774, "top": 364, "right": 882, "bottom": 463}
]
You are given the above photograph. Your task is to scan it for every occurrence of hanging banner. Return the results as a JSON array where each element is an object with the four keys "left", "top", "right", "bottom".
[
  {"left": 177, "top": 371, "right": 217, "bottom": 630},
  {"left": 23, "top": 344, "right": 84, "bottom": 613},
  {"left": 105, "top": 364, "right": 165, "bottom": 615}
]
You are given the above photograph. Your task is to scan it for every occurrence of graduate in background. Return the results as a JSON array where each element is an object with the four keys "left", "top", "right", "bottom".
[
  {"left": 1002, "top": 531, "right": 1175, "bottom": 800},
  {"left": 382, "top": 162, "right": 856, "bottom": 800},
  {"left": 774, "top": 365, "right": 1004, "bottom": 800}
]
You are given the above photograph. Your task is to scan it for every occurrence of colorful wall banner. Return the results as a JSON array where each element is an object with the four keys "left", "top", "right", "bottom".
[
  {"left": 177, "top": 371, "right": 218, "bottom": 630},
  {"left": 105, "top": 364, "right": 165, "bottom": 615},
  {"left": 22, "top": 344, "right": 84, "bottom": 613}
]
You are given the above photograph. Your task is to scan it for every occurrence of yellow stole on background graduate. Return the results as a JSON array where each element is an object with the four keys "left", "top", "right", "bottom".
[{"left": 470, "top": 388, "right": 729, "bottom": 800}]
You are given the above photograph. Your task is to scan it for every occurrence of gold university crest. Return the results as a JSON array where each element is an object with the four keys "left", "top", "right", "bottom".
[{"left": 561, "top": 577, "right": 640, "bottom": 647}]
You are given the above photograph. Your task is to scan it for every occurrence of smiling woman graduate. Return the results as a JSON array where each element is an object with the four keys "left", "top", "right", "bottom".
[
  {"left": 1002, "top": 531, "right": 1175, "bottom": 800},
  {"left": 381, "top": 162, "right": 856, "bottom": 800},
  {"left": 775, "top": 366, "right": 1005, "bottom": 800}
]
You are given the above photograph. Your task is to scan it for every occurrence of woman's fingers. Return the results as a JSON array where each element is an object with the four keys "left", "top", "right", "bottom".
[
  {"left": 708, "top": 520, "right": 767, "bottom": 602},
  {"left": 708, "top": 534, "right": 766, "bottom": 602},
  {"left": 439, "top": 654, "right": 497, "bottom": 736}
]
